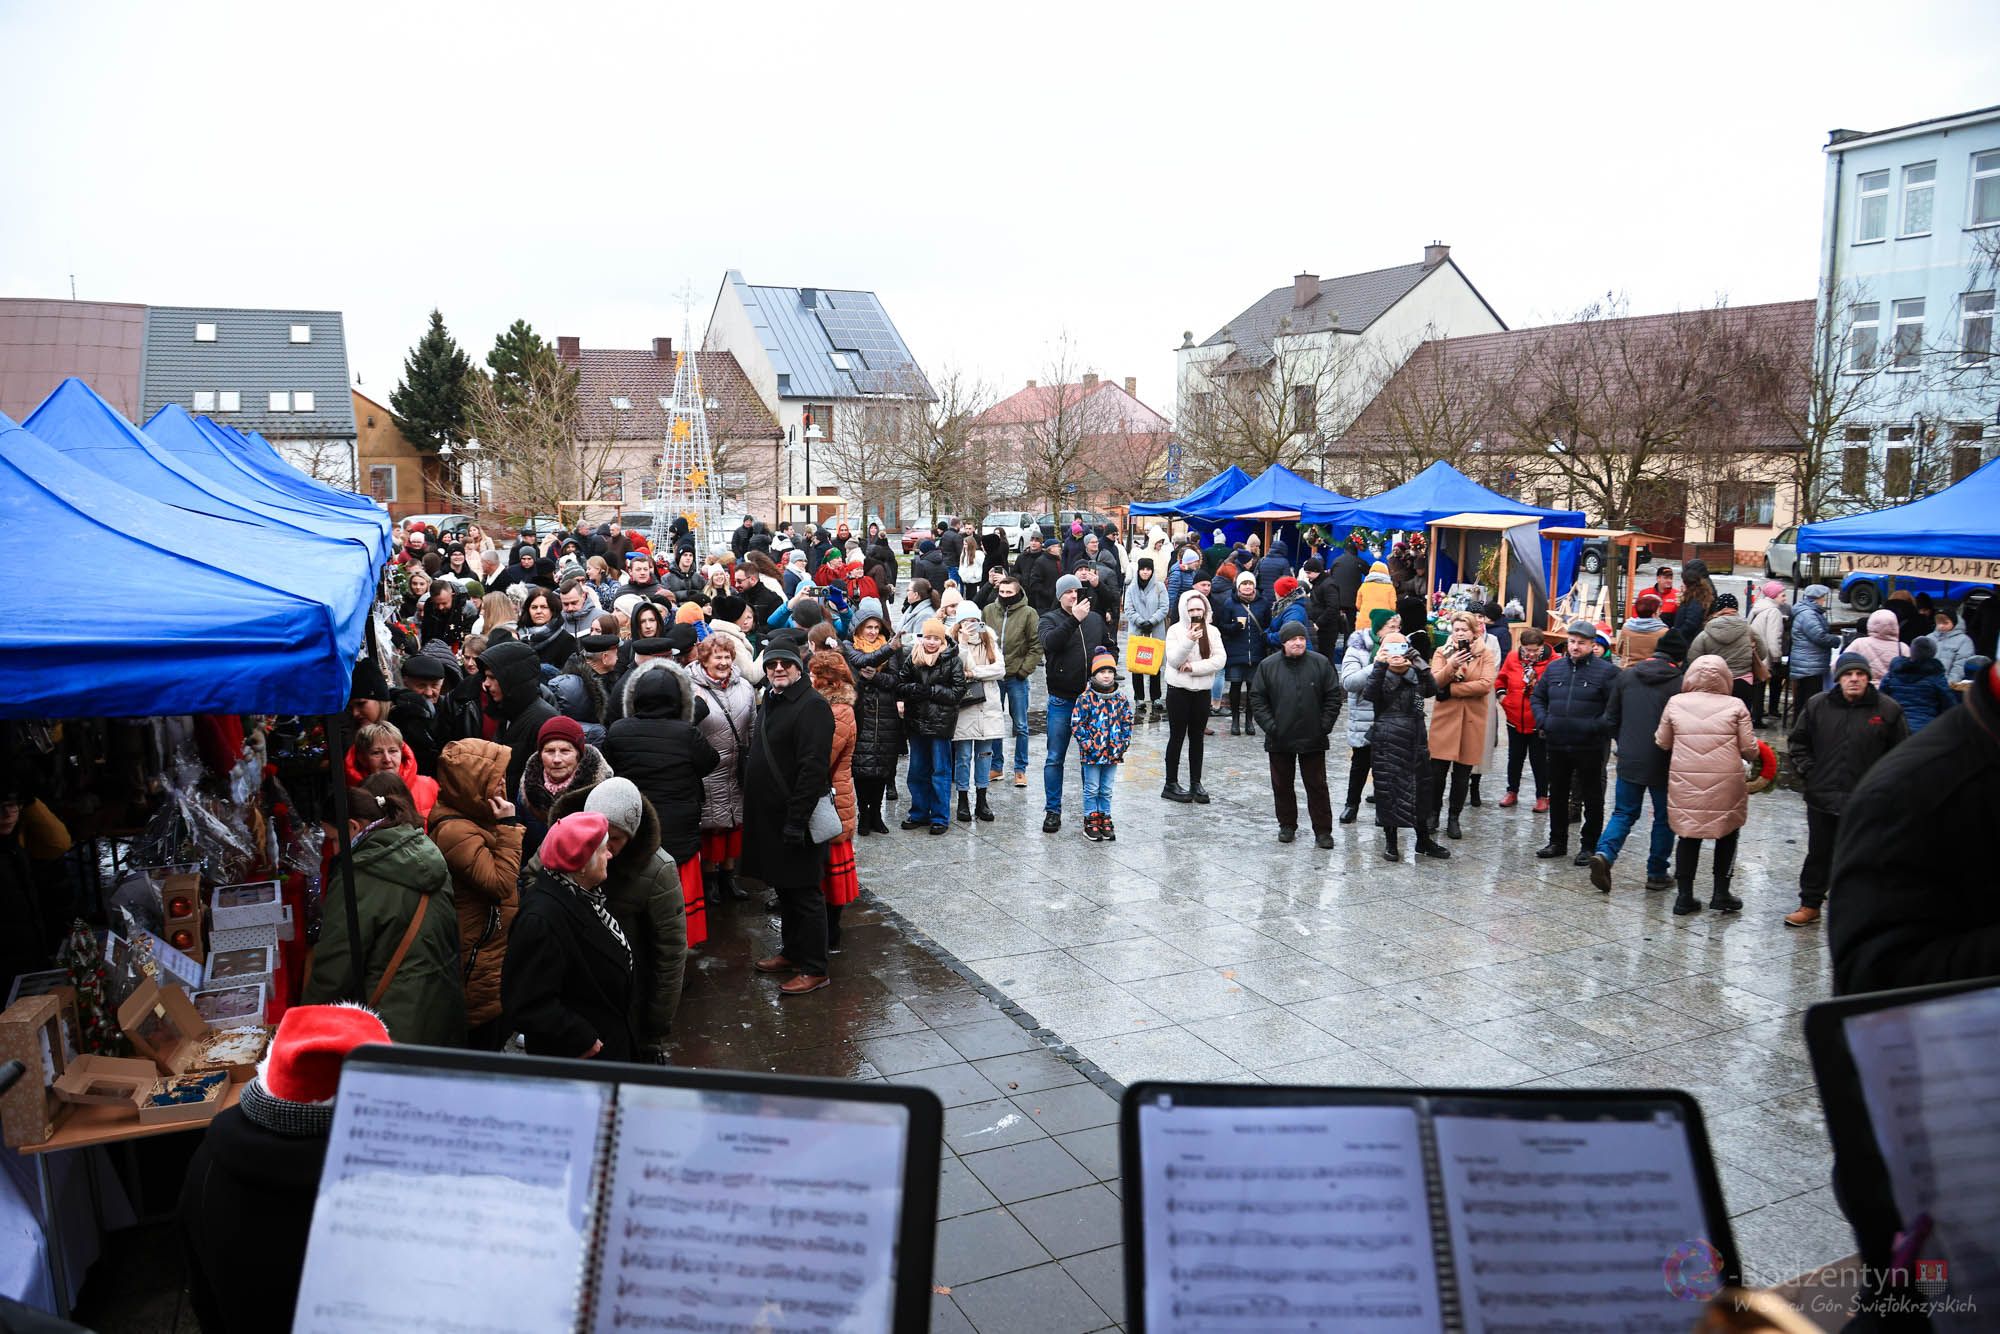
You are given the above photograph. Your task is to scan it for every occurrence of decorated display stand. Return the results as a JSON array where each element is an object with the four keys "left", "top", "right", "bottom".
[
  {"left": 1423, "top": 512, "right": 1553, "bottom": 631},
  {"left": 1540, "top": 527, "right": 1674, "bottom": 636}
]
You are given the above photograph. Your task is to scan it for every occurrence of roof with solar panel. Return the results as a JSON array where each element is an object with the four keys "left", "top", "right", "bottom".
[{"left": 719, "top": 270, "right": 934, "bottom": 402}]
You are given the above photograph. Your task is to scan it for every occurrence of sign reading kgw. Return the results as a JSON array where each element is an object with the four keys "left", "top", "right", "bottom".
[{"left": 1837, "top": 552, "right": 2000, "bottom": 582}]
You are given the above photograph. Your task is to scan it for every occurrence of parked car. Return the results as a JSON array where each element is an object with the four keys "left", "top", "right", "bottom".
[
  {"left": 1839, "top": 570, "right": 1989, "bottom": 613},
  {"left": 401, "top": 513, "right": 475, "bottom": 541},
  {"left": 1579, "top": 535, "right": 1652, "bottom": 575},
  {"left": 1035, "top": 510, "right": 1110, "bottom": 541},
  {"left": 982, "top": 511, "right": 1041, "bottom": 554},
  {"left": 519, "top": 514, "right": 565, "bottom": 542}
]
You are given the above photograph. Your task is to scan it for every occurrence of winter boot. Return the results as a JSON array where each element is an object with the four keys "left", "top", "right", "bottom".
[
  {"left": 1672, "top": 871, "right": 1702, "bottom": 916},
  {"left": 1535, "top": 840, "right": 1568, "bottom": 859},
  {"left": 975, "top": 790, "right": 994, "bottom": 822},
  {"left": 956, "top": 792, "right": 972, "bottom": 823},
  {"left": 1445, "top": 815, "right": 1464, "bottom": 840},
  {"left": 715, "top": 869, "right": 746, "bottom": 903},
  {"left": 1709, "top": 874, "right": 1743, "bottom": 914},
  {"left": 1162, "top": 780, "right": 1192, "bottom": 803},
  {"left": 1188, "top": 784, "right": 1211, "bottom": 805},
  {"left": 1467, "top": 776, "right": 1483, "bottom": 807},
  {"left": 1083, "top": 812, "right": 1104, "bottom": 842},
  {"left": 1244, "top": 715, "right": 1258, "bottom": 738},
  {"left": 1382, "top": 828, "right": 1402, "bottom": 862},
  {"left": 1229, "top": 716, "right": 1242, "bottom": 737},
  {"left": 1101, "top": 815, "right": 1116, "bottom": 842},
  {"left": 1415, "top": 832, "right": 1452, "bottom": 859},
  {"left": 1339, "top": 803, "right": 1359, "bottom": 824}
]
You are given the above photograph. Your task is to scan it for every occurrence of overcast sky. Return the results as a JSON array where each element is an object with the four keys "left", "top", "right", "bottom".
[{"left": 3, "top": 2, "right": 1996, "bottom": 420}]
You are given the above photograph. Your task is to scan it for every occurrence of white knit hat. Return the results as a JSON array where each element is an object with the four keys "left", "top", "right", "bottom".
[{"left": 584, "top": 777, "right": 645, "bottom": 836}]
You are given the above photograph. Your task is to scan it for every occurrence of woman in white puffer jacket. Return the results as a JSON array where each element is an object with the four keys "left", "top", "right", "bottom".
[{"left": 1161, "top": 590, "right": 1227, "bottom": 802}]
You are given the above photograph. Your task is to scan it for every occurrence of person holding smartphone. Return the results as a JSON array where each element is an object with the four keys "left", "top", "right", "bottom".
[
  {"left": 1428, "top": 611, "right": 1498, "bottom": 840},
  {"left": 1362, "top": 633, "right": 1451, "bottom": 862}
]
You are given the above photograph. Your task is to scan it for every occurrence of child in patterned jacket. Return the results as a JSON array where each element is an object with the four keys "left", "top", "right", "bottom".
[{"left": 1073, "top": 647, "right": 1134, "bottom": 842}]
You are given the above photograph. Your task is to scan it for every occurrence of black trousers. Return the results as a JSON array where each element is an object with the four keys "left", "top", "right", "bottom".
[
  {"left": 1270, "top": 751, "right": 1333, "bottom": 835},
  {"left": 1345, "top": 746, "right": 1371, "bottom": 806},
  {"left": 777, "top": 881, "right": 830, "bottom": 976},
  {"left": 1505, "top": 725, "right": 1545, "bottom": 795},
  {"left": 1429, "top": 758, "right": 1473, "bottom": 823},
  {"left": 856, "top": 774, "right": 887, "bottom": 826},
  {"left": 1546, "top": 747, "right": 1606, "bottom": 848},
  {"left": 826, "top": 903, "right": 846, "bottom": 950},
  {"left": 1800, "top": 807, "right": 1838, "bottom": 908},
  {"left": 1165, "top": 686, "right": 1207, "bottom": 785},
  {"left": 1765, "top": 672, "right": 1788, "bottom": 724},
  {"left": 1133, "top": 670, "right": 1162, "bottom": 703},
  {"left": 1732, "top": 678, "right": 1764, "bottom": 727},
  {"left": 1675, "top": 829, "right": 1740, "bottom": 889},
  {"left": 1790, "top": 674, "right": 1823, "bottom": 726}
]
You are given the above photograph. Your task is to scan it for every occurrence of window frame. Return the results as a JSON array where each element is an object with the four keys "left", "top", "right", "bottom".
[
  {"left": 1889, "top": 298, "right": 1925, "bottom": 372},
  {"left": 192, "top": 391, "right": 216, "bottom": 412},
  {"left": 1840, "top": 442, "right": 1871, "bottom": 498},
  {"left": 217, "top": 390, "right": 240, "bottom": 413},
  {"left": 610, "top": 396, "right": 633, "bottom": 411},
  {"left": 1846, "top": 302, "right": 1880, "bottom": 373},
  {"left": 289, "top": 324, "right": 312, "bottom": 344},
  {"left": 1898, "top": 161, "right": 1935, "bottom": 237},
  {"left": 268, "top": 392, "right": 291, "bottom": 412},
  {"left": 1715, "top": 481, "right": 1776, "bottom": 527},
  {"left": 1961, "top": 290, "right": 1993, "bottom": 366},
  {"left": 1883, "top": 429, "right": 1914, "bottom": 498},
  {"left": 368, "top": 464, "right": 398, "bottom": 503},
  {"left": 292, "top": 390, "right": 315, "bottom": 413},
  {"left": 1971, "top": 149, "right": 2000, "bottom": 228},
  {"left": 193, "top": 322, "right": 217, "bottom": 343},
  {"left": 1854, "top": 169, "right": 1890, "bottom": 243},
  {"left": 1292, "top": 383, "right": 1318, "bottom": 432}
]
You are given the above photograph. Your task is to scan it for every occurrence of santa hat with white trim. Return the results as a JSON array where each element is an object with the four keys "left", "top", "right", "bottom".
[{"left": 241, "top": 1002, "right": 391, "bottom": 1136}]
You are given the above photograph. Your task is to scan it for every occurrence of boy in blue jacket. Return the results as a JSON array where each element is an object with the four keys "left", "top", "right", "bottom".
[{"left": 1074, "top": 648, "right": 1134, "bottom": 843}]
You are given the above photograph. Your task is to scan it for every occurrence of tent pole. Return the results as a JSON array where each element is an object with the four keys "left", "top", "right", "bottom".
[
  {"left": 1457, "top": 531, "right": 1467, "bottom": 592},
  {"left": 1425, "top": 528, "right": 1438, "bottom": 603},
  {"left": 1496, "top": 540, "right": 1509, "bottom": 611},
  {"left": 325, "top": 708, "right": 365, "bottom": 1003}
]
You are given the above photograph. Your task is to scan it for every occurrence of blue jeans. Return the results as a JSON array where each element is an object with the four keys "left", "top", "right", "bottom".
[
  {"left": 1595, "top": 776, "right": 1673, "bottom": 876},
  {"left": 1001, "top": 676, "right": 1032, "bottom": 774},
  {"left": 1080, "top": 762, "right": 1115, "bottom": 817},
  {"left": 1043, "top": 695, "right": 1076, "bottom": 813},
  {"left": 953, "top": 738, "right": 998, "bottom": 791},
  {"left": 907, "top": 738, "right": 953, "bottom": 826}
]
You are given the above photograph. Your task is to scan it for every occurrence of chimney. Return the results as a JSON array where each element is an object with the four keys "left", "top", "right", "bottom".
[
  {"left": 556, "top": 335, "right": 580, "bottom": 363},
  {"left": 652, "top": 336, "right": 673, "bottom": 362},
  {"left": 1026, "top": 379, "right": 1037, "bottom": 389},
  {"left": 1293, "top": 273, "right": 1319, "bottom": 308},
  {"left": 1424, "top": 241, "right": 1451, "bottom": 267},
  {"left": 1123, "top": 376, "right": 1137, "bottom": 397},
  {"left": 801, "top": 287, "right": 820, "bottom": 309},
  {"left": 1082, "top": 372, "right": 1098, "bottom": 389}
]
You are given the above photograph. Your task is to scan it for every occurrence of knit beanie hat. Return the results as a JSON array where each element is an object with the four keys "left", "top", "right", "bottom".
[
  {"left": 1762, "top": 580, "right": 1785, "bottom": 600},
  {"left": 541, "top": 812, "right": 609, "bottom": 874},
  {"left": 537, "top": 715, "right": 586, "bottom": 752},
  {"left": 584, "top": 777, "right": 644, "bottom": 837},
  {"left": 1280, "top": 621, "right": 1309, "bottom": 643},
  {"left": 1274, "top": 576, "right": 1299, "bottom": 598},
  {"left": 1090, "top": 647, "right": 1117, "bottom": 673},
  {"left": 675, "top": 602, "right": 706, "bottom": 625},
  {"left": 1910, "top": 636, "right": 1937, "bottom": 662},
  {"left": 243, "top": 1003, "right": 392, "bottom": 1134},
  {"left": 1055, "top": 574, "right": 1082, "bottom": 599},
  {"left": 1369, "top": 608, "right": 1395, "bottom": 633},
  {"left": 1714, "top": 593, "right": 1739, "bottom": 612},
  {"left": 853, "top": 597, "right": 887, "bottom": 627},
  {"left": 1833, "top": 651, "right": 1871, "bottom": 678},
  {"left": 921, "top": 616, "right": 949, "bottom": 639},
  {"left": 710, "top": 594, "right": 747, "bottom": 625},
  {"left": 1657, "top": 628, "right": 1690, "bottom": 662}
]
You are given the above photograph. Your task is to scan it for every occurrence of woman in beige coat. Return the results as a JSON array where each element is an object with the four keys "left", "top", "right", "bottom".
[
  {"left": 1654, "top": 654, "right": 1759, "bottom": 917},
  {"left": 1428, "top": 610, "right": 1497, "bottom": 839},
  {"left": 950, "top": 610, "right": 1008, "bottom": 823}
]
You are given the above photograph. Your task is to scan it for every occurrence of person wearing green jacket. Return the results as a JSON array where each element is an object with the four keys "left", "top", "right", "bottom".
[
  {"left": 304, "top": 773, "right": 465, "bottom": 1046},
  {"left": 983, "top": 571, "right": 1044, "bottom": 786}
]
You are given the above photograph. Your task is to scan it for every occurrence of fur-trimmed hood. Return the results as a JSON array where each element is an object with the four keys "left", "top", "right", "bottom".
[
  {"left": 621, "top": 657, "right": 696, "bottom": 722},
  {"left": 549, "top": 782, "right": 662, "bottom": 872}
]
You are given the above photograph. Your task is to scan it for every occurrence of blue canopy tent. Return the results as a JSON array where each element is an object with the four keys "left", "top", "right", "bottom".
[
  {"left": 1798, "top": 456, "right": 2000, "bottom": 559},
  {"left": 0, "top": 414, "right": 354, "bottom": 718},
  {"left": 1308, "top": 460, "right": 1586, "bottom": 531},
  {"left": 1183, "top": 465, "right": 1355, "bottom": 564},
  {"left": 203, "top": 418, "right": 390, "bottom": 522},
  {"left": 1128, "top": 465, "right": 1251, "bottom": 519}
]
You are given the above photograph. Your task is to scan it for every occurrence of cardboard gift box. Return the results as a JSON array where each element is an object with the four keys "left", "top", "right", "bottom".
[
  {"left": 192, "top": 983, "right": 267, "bottom": 1028},
  {"left": 209, "top": 880, "right": 284, "bottom": 931},
  {"left": 210, "top": 909, "right": 288, "bottom": 956},
  {"left": 117, "top": 977, "right": 210, "bottom": 1076},
  {"left": 53, "top": 1055, "right": 160, "bottom": 1107},
  {"left": 202, "top": 945, "right": 274, "bottom": 990},
  {"left": 0, "top": 995, "right": 71, "bottom": 1148},
  {"left": 135, "top": 1070, "right": 229, "bottom": 1126},
  {"left": 191, "top": 1026, "right": 270, "bottom": 1083}
]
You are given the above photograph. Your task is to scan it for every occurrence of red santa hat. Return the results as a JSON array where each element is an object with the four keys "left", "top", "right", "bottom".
[{"left": 255, "top": 1003, "right": 392, "bottom": 1106}]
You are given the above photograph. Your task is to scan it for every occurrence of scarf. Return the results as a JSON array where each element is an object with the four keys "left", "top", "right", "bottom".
[
  {"left": 853, "top": 626, "right": 885, "bottom": 652},
  {"left": 911, "top": 640, "right": 942, "bottom": 668},
  {"left": 552, "top": 869, "right": 631, "bottom": 969}
]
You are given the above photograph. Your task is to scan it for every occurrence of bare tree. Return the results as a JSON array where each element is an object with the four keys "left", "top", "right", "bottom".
[
  {"left": 879, "top": 364, "right": 990, "bottom": 523},
  {"left": 465, "top": 349, "right": 621, "bottom": 522},
  {"left": 1080, "top": 422, "right": 1171, "bottom": 508},
  {"left": 276, "top": 437, "right": 362, "bottom": 492},
  {"left": 1011, "top": 336, "right": 1122, "bottom": 513},
  {"left": 1176, "top": 331, "right": 1379, "bottom": 483},
  {"left": 809, "top": 396, "right": 912, "bottom": 530},
  {"left": 1335, "top": 327, "right": 1503, "bottom": 494}
]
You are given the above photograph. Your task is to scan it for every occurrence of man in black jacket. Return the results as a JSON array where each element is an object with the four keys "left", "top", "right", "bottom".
[
  {"left": 1530, "top": 620, "right": 1621, "bottom": 864},
  {"left": 1038, "top": 574, "right": 1109, "bottom": 833},
  {"left": 1021, "top": 535, "right": 1061, "bottom": 613},
  {"left": 1786, "top": 651, "right": 1907, "bottom": 928},
  {"left": 742, "top": 642, "right": 837, "bottom": 994},
  {"left": 1325, "top": 536, "right": 1370, "bottom": 623},
  {"left": 1249, "top": 622, "right": 1343, "bottom": 847},
  {"left": 477, "top": 639, "right": 559, "bottom": 793},
  {"left": 1589, "top": 629, "right": 1686, "bottom": 894},
  {"left": 732, "top": 514, "right": 755, "bottom": 559}
]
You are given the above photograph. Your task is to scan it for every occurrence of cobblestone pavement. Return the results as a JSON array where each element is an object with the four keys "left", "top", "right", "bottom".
[{"left": 849, "top": 701, "right": 1857, "bottom": 1294}]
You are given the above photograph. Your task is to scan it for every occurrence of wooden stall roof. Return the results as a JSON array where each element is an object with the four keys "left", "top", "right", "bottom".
[
  {"left": 1539, "top": 526, "right": 1674, "bottom": 544},
  {"left": 1430, "top": 512, "right": 1545, "bottom": 532}
]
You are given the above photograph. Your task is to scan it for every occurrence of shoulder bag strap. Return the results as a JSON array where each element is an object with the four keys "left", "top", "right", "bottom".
[
  {"left": 370, "top": 895, "right": 430, "bottom": 1008},
  {"left": 700, "top": 677, "right": 745, "bottom": 754}
]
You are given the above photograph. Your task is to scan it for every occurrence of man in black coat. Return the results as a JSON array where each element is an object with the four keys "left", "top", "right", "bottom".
[
  {"left": 910, "top": 539, "right": 949, "bottom": 593},
  {"left": 1021, "top": 535, "right": 1061, "bottom": 613},
  {"left": 1325, "top": 537, "right": 1369, "bottom": 618},
  {"left": 1530, "top": 620, "right": 1621, "bottom": 864},
  {"left": 1589, "top": 629, "right": 1687, "bottom": 894},
  {"left": 742, "top": 642, "right": 837, "bottom": 993},
  {"left": 731, "top": 514, "right": 755, "bottom": 559},
  {"left": 477, "top": 639, "right": 559, "bottom": 792},
  {"left": 1787, "top": 651, "right": 1907, "bottom": 928},
  {"left": 938, "top": 520, "right": 964, "bottom": 568},
  {"left": 1249, "top": 622, "right": 1343, "bottom": 847},
  {"left": 1038, "top": 574, "right": 1109, "bottom": 833},
  {"left": 388, "top": 653, "right": 457, "bottom": 776},
  {"left": 604, "top": 660, "right": 719, "bottom": 881}
]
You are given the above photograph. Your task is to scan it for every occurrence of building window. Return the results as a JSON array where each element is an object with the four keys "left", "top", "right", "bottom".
[
  {"left": 293, "top": 391, "right": 315, "bottom": 412},
  {"left": 218, "top": 391, "right": 240, "bottom": 412},
  {"left": 368, "top": 465, "right": 397, "bottom": 502},
  {"left": 1952, "top": 424, "right": 1986, "bottom": 482},
  {"left": 1972, "top": 149, "right": 2000, "bottom": 227},
  {"left": 290, "top": 324, "right": 311, "bottom": 343},
  {"left": 804, "top": 404, "right": 834, "bottom": 439},
  {"left": 1854, "top": 170, "right": 1890, "bottom": 242},
  {"left": 1292, "top": 384, "right": 1317, "bottom": 432},
  {"left": 1890, "top": 298, "right": 1925, "bottom": 370},
  {"left": 269, "top": 392, "right": 290, "bottom": 412},
  {"left": 1534, "top": 488, "right": 1555, "bottom": 510},
  {"left": 600, "top": 472, "right": 625, "bottom": 502},
  {"left": 194, "top": 322, "right": 217, "bottom": 342},
  {"left": 1715, "top": 482, "right": 1775, "bottom": 527},
  {"left": 1962, "top": 291, "right": 1993, "bottom": 365},
  {"left": 192, "top": 391, "right": 216, "bottom": 412},
  {"left": 1884, "top": 426, "right": 1914, "bottom": 497},
  {"left": 657, "top": 396, "right": 674, "bottom": 412},
  {"left": 1841, "top": 434, "right": 1871, "bottom": 497},
  {"left": 829, "top": 352, "right": 852, "bottom": 371},
  {"left": 1899, "top": 161, "right": 1934, "bottom": 235},
  {"left": 1846, "top": 302, "right": 1879, "bottom": 372},
  {"left": 610, "top": 396, "right": 632, "bottom": 410}
]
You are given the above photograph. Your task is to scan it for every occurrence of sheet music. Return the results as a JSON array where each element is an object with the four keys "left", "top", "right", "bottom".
[
  {"left": 1433, "top": 1109, "right": 1711, "bottom": 1334},
  {"left": 592, "top": 1082, "right": 907, "bottom": 1333},
  {"left": 1136, "top": 1100, "right": 1442, "bottom": 1333},
  {"left": 1845, "top": 987, "right": 2000, "bottom": 1330},
  {"left": 294, "top": 1067, "right": 609, "bottom": 1334}
]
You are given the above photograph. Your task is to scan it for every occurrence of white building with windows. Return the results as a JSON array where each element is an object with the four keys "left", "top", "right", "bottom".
[{"left": 1820, "top": 105, "right": 1999, "bottom": 505}]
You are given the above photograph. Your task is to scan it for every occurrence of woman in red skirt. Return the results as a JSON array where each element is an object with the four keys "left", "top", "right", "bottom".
[
  {"left": 808, "top": 647, "right": 861, "bottom": 951},
  {"left": 691, "top": 634, "right": 756, "bottom": 907}
]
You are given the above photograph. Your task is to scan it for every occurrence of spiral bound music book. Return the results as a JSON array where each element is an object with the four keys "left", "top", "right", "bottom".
[
  {"left": 290, "top": 1047, "right": 942, "bottom": 1334},
  {"left": 1120, "top": 1084, "right": 1739, "bottom": 1334}
]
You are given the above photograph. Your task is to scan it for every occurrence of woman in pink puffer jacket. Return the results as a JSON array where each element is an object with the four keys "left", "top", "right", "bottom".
[
  {"left": 1655, "top": 655, "right": 1759, "bottom": 917},
  {"left": 1848, "top": 609, "right": 1909, "bottom": 684}
]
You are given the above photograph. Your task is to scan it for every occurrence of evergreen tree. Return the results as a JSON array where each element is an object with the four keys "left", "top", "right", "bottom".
[
  {"left": 487, "top": 319, "right": 552, "bottom": 406},
  {"left": 391, "top": 309, "right": 475, "bottom": 451}
]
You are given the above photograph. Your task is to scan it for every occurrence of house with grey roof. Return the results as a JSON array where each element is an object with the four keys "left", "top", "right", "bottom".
[
  {"left": 141, "top": 306, "right": 359, "bottom": 489},
  {"left": 1175, "top": 243, "right": 1504, "bottom": 483},
  {"left": 703, "top": 269, "right": 933, "bottom": 529}
]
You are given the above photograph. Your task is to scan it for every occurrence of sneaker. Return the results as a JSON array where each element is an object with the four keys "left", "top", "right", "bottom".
[
  {"left": 1102, "top": 816, "right": 1116, "bottom": 842},
  {"left": 1588, "top": 853, "right": 1613, "bottom": 894},
  {"left": 1644, "top": 875, "right": 1674, "bottom": 892},
  {"left": 928, "top": 823, "right": 948, "bottom": 836},
  {"left": 1013, "top": 772, "right": 1028, "bottom": 788},
  {"left": 1532, "top": 796, "right": 1550, "bottom": 813},
  {"left": 1042, "top": 811, "right": 1061, "bottom": 834},
  {"left": 899, "top": 817, "right": 925, "bottom": 831},
  {"left": 989, "top": 769, "right": 1004, "bottom": 784},
  {"left": 1783, "top": 906, "right": 1821, "bottom": 927},
  {"left": 1498, "top": 790, "right": 1519, "bottom": 808},
  {"left": 1083, "top": 813, "right": 1103, "bottom": 842}
]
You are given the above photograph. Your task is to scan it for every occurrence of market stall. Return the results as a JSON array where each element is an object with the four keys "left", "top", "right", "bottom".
[
  {"left": 1187, "top": 464, "right": 1354, "bottom": 556},
  {"left": 1310, "top": 459, "right": 1587, "bottom": 534},
  {"left": 1128, "top": 464, "right": 1251, "bottom": 519},
  {"left": 1423, "top": 512, "right": 1552, "bottom": 625},
  {"left": 1540, "top": 527, "right": 1675, "bottom": 630}
]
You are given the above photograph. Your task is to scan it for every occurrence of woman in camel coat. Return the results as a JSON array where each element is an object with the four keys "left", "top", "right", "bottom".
[
  {"left": 1654, "top": 654, "right": 1759, "bottom": 917},
  {"left": 429, "top": 738, "right": 525, "bottom": 1049},
  {"left": 1428, "top": 610, "right": 1498, "bottom": 839}
]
